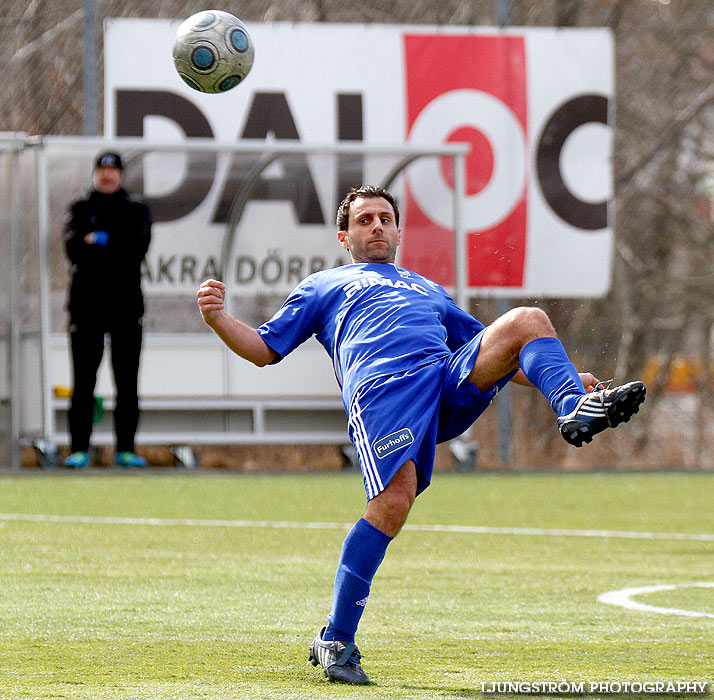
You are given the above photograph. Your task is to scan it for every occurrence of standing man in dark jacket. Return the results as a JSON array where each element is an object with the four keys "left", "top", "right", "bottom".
[{"left": 63, "top": 152, "right": 152, "bottom": 468}]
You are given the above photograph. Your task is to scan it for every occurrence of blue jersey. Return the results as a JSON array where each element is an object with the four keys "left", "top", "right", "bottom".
[{"left": 256, "top": 263, "right": 485, "bottom": 409}]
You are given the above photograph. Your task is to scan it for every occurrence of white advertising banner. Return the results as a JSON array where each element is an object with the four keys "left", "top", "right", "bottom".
[{"left": 105, "top": 19, "right": 614, "bottom": 298}]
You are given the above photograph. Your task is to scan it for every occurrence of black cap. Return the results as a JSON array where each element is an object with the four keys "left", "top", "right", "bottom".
[{"left": 94, "top": 152, "right": 123, "bottom": 170}]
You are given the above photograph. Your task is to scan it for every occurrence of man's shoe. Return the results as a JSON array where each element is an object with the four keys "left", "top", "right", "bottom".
[
  {"left": 64, "top": 451, "right": 89, "bottom": 468},
  {"left": 308, "top": 627, "right": 370, "bottom": 684},
  {"left": 114, "top": 451, "right": 147, "bottom": 467},
  {"left": 558, "top": 380, "right": 646, "bottom": 447}
]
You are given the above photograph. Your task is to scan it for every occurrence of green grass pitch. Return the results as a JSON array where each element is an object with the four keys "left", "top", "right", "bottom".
[{"left": 0, "top": 470, "right": 712, "bottom": 699}]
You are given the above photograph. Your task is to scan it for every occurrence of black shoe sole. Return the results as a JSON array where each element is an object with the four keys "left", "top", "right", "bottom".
[{"left": 560, "top": 382, "right": 646, "bottom": 448}]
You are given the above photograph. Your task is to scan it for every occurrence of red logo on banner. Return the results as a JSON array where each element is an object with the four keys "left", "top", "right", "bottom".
[{"left": 401, "top": 34, "right": 528, "bottom": 288}]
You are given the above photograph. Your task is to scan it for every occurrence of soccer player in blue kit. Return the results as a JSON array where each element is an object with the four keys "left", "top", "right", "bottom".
[{"left": 197, "top": 185, "right": 646, "bottom": 685}]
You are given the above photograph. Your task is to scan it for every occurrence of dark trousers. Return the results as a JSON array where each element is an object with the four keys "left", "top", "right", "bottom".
[{"left": 68, "top": 316, "right": 143, "bottom": 453}]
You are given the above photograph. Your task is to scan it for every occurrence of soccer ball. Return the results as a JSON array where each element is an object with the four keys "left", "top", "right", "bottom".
[{"left": 173, "top": 10, "right": 254, "bottom": 93}]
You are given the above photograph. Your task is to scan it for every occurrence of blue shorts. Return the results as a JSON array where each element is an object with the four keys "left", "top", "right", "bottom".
[{"left": 347, "top": 329, "right": 515, "bottom": 500}]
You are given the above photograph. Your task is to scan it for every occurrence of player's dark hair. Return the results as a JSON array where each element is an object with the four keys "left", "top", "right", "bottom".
[{"left": 336, "top": 185, "right": 400, "bottom": 231}]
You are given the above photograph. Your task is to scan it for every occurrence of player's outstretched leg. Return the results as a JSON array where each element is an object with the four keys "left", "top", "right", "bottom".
[
  {"left": 557, "top": 380, "right": 646, "bottom": 447},
  {"left": 518, "top": 337, "right": 646, "bottom": 447},
  {"left": 309, "top": 627, "right": 370, "bottom": 684}
]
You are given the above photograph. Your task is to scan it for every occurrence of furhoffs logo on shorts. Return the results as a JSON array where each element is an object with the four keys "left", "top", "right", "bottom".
[{"left": 373, "top": 428, "right": 414, "bottom": 459}]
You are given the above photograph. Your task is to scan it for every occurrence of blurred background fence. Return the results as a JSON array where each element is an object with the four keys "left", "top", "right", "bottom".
[{"left": 0, "top": 0, "right": 713, "bottom": 470}]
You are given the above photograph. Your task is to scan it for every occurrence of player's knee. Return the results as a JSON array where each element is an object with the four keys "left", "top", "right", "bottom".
[
  {"left": 390, "top": 489, "right": 415, "bottom": 532},
  {"left": 509, "top": 306, "right": 555, "bottom": 339},
  {"left": 381, "top": 486, "right": 412, "bottom": 514},
  {"left": 491, "top": 306, "right": 554, "bottom": 359},
  {"left": 366, "top": 484, "right": 414, "bottom": 537}
]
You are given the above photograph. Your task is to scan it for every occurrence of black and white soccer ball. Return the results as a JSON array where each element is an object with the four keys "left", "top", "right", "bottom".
[{"left": 173, "top": 10, "right": 254, "bottom": 93}]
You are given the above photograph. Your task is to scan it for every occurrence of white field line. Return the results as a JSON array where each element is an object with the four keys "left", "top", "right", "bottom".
[
  {"left": 598, "top": 582, "right": 714, "bottom": 619},
  {"left": 0, "top": 512, "right": 713, "bottom": 542}
]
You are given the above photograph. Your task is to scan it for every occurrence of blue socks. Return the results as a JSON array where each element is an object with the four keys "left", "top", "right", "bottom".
[
  {"left": 519, "top": 336, "right": 585, "bottom": 416},
  {"left": 322, "top": 517, "right": 392, "bottom": 643}
]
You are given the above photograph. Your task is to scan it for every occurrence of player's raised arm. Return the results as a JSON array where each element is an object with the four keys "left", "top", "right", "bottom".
[{"left": 197, "top": 279, "right": 277, "bottom": 367}]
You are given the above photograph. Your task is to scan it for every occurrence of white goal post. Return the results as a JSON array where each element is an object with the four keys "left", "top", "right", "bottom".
[{"left": 2, "top": 136, "right": 469, "bottom": 468}]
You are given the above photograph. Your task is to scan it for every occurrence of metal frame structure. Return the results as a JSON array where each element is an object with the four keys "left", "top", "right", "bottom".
[
  {"left": 1, "top": 134, "right": 28, "bottom": 471},
  {"left": 3, "top": 136, "right": 470, "bottom": 469}
]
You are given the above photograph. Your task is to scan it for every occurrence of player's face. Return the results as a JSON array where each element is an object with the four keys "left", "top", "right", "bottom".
[
  {"left": 338, "top": 196, "right": 401, "bottom": 264},
  {"left": 93, "top": 166, "right": 123, "bottom": 194}
]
